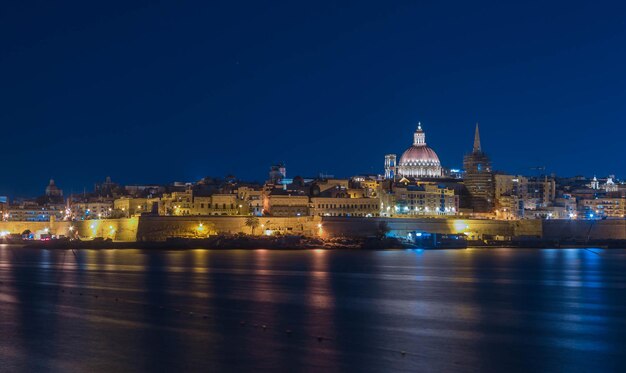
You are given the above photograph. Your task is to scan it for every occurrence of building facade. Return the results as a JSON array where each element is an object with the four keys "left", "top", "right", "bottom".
[
  {"left": 310, "top": 197, "right": 380, "bottom": 217},
  {"left": 580, "top": 198, "right": 625, "bottom": 218}
]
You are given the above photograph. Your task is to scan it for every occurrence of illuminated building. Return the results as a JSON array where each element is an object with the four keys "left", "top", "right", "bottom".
[
  {"left": 310, "top": 182, "right": 380, "bottom": 217},
  {"left": 494, "top": 174, "right": 527, "bottom": 219},
  {"left": 114, "top": 197, "right": 154, "bottom": 216},
  {"left": 191, "top": 194, "right": 241, "bottom": 215},
  {"left": 310, "top": 197, "right": 380, "bottom": 217},
  {"left": 495, "top": 195, "right": 520, "bottom": 220},
  {"left": 463, "top": 123, "right": 494, "bottom": 213},
  {"left": 263, "top": 192, "right": 310, "bottom": 216},
  {"left": 379, "top": 181, "right": 458, "bottom": 217},
  {"left": 236, "top": 186, "right": 264, "bottom": 216},
  {"left": 604, "top": 176, "right": 618, "bottom": 192},
  {"left": 590, "top": 175, "right": 619, "bottom": 193},
  {"left": 350, "top": 176, "right": 380, "bottom": 198},
  {"left": 526, "top": 176, "right": 556, "bottom": 209},
  {"left": 385, "top": 123, "right": 443, "bottom": 179},
  {"left": 580, "top": 197, "right": 625, "bottom": 218},
  {"left": 159, "top": 189, "right": 193, "bottom": 215},
  {"left": 0, "top": 196, "right": 7, "bottom": 221},
  {"left": 5, "top": 199, "right": 64, "bottom": 221},
  {"left": 70, "top": 201, "right": 114, "bottom": 220}
]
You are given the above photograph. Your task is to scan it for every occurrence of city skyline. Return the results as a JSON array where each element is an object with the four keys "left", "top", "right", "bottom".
[
  {"left": 2, "top": 120, "right": 622, "bottom": 199},
  {"left": 3, "top": 3, "right": 626, "bottom": 372}
]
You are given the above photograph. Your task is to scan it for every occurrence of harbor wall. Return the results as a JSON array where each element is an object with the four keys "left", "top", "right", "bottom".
[
  {"left": 0, "top": 218, "right": 139, "bottom": 241},
  {"left": 542, "top": 219, "right": 626, "bottom": 241},
  {"left": 319, "top": 217, "right": 542, "bottom": 240},
  {"left": 135, "top": 216, "right": 319, "bottom": 241},
  {"left": 1, "top": 216, "right": 624, "bottom": 242}
]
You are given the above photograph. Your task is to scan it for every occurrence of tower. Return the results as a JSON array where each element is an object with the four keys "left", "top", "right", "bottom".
[
  {"left": 384, "top": 154, "right": 397, "bottom": 180},
  {"left": 463, "top": 123, "right": 494, "bottom": 213}
]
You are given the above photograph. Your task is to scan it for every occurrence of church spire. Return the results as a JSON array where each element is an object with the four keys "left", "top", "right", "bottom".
[{"left": 473, "top": 122, "right": 481, "bottom": 153}]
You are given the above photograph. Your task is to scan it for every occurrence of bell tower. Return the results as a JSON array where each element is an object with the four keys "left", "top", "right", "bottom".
[{"left": 384, "top": 154, "right": 397, "bottom": 180}]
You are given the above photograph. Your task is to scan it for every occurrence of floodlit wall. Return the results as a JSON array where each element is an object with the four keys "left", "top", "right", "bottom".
[
  {"left": 0, "top": 218, "right": 139, "bottom": 241},
  {"left": 1, "top": 216, "right": 623, "bottom": 242},
  {"left": 136, "top": 216, "right": 319, "bottom": 241},
  {"left": 319, "top": 217, "right": 542, "bottom": 240}
]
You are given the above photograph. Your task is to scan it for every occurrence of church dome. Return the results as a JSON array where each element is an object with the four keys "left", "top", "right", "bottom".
[
  {"left": 45, "top": 179, "right": 62, "bottom": 197},
  {"left": 399, "top": 145, "right": 441, "bottom": 166},
  {"left": 396, "top": 123, "right": 443, "bottom": 178}
]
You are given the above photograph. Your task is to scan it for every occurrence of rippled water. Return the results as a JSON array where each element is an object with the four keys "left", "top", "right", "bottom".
[{"left": 1, "top": 246, "right": 625, "bottom": 372}]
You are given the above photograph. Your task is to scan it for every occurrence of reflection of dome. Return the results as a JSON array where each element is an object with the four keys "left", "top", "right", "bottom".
[{"left": 397, "top": 123, "right": 442, "bottom": 178}]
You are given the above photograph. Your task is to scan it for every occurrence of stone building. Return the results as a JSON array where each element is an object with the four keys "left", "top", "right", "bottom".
[
  {"left": 114, "top": 197, "right": 156, "bottom": 216},
  {"left": 70, "top": 201, "right": 114, "bottom": 220},
  {"left": 580, "top": 197, "right": 625, "bottom": 218},
  {"left": 379, "top": 180, "right": 458, "bottom": 217},
  {"left": 191, "top": 194, "right": 240, "bottom": 216},
  {"left": 494, "top": 174, "right": 527, "bottom": 219},
  {"left": 310, "top": 197, "right": 380, "bottom": 217},
  {"left": 263, "top": 192, "right": 310, "bottom": 217},
  {"left": 526, "top": 177, "right": 556, "bottom": 209}
]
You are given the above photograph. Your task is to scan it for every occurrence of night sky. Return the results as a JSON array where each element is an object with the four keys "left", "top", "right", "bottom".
[{"left": 2, "top": 1, "right": 625, "bottom": 197}]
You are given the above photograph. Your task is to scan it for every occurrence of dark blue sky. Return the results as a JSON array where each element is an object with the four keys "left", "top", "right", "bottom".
[{"left": 1, "top": 1, "right": 625, "bottom": 196}]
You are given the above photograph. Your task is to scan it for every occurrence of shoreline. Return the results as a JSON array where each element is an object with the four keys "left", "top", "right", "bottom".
[{"left": 5, "top": 236, "right": 626, "bottom": 251}]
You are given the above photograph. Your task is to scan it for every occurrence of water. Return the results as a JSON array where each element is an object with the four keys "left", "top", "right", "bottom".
[{"left": 1, "top": 246, "right": 625, "bottom": 372}]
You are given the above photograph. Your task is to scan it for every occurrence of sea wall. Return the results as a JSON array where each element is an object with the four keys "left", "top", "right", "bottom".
[
  {"left": 0, "top": 218, "right": 139, "bottom": 241},
  {"left": 1, "top": 216, "right": 623, "bottom": 242},
  {"left": 136, "top": 216, "right": 319, "bottom": 241},
  {"left": 319, "top": 217, "right": 542, "bottom": 240},
  {"left": 0, "top": 221, "right": 59, "bottom": 238},
  {"left": 70, "top": 218, "right": 139, "bottom": 241},
  {"left": 543, "top": 219, "right": 626, "bottom": 241}
]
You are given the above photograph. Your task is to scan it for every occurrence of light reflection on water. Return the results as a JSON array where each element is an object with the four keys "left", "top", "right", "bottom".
[{"left": 0, "top": 246, "right": 625, "bottom": 372}]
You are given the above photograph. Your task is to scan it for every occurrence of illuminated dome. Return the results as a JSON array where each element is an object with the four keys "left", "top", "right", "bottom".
[{"left": 397, "top": 123, "right": 443, "bottom": 178}]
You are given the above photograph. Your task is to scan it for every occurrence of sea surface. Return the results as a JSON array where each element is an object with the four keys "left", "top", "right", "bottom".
[{"left": 0, "top": 246, "right": 625, "bottom": 372}]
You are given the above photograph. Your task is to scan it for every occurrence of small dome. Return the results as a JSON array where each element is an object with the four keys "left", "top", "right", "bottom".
[{"left": 45, "top": 179, "right": 63, "bottom": 197}]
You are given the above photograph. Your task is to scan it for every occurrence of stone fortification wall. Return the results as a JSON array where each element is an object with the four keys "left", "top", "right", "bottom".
[
  {"left": 319, "top": 217, "right": 542, "bottom": 240},
  {"left": 136, "top": 216, "right": 319, "bottom": 241},
  {"left": 70, "top": 218, "right": 139, "bottom": 241},
  {"left": 0, "top": 218, "right": 138, "bottom": 241},
  {"left": 2, "top": 216, "right": 622, "bottom": 242},
  {"left": 0, "top": 221, "right": 62, "bottom": 237},
  {"left": 543, "top": 219, "right": 626, "bottom": 241}
]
